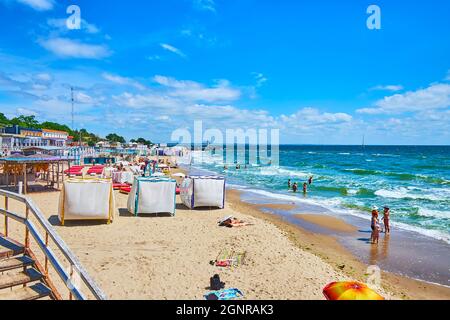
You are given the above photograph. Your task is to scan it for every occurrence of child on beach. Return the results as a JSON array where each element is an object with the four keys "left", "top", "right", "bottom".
[
  {"left": 383, "top": 206, "right": 390, "bottom": 234},
  {"left": 371, "top": 207, "right": 380, "bottom": 244}
]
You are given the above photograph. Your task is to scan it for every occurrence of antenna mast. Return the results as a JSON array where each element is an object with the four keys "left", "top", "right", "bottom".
[{"left": 71, "top": 87, "right": 74, "bottom": 131}]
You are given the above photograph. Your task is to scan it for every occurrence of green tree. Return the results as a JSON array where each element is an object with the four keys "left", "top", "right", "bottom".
[
  {"left": 106, "top": 133, "right": 126, "bottom": 144},
  {"left": 10, "top": 115, "right": 39, "bottom": 128},
  {"left": 134, "top": 137, "right": 153, "bottom": 147},
  {"left": 0, "top": 113, "right": 10, "bottom": 126}
]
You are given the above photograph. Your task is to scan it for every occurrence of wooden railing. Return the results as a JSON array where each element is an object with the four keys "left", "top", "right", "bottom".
[{"left": 0, "top": 189, "right": 107, "bottom": 300}]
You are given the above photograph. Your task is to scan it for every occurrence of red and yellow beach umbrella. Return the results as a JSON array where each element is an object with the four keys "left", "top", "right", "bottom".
[{"left": 323, "top": 281, "right": 384, "bottom": 300}]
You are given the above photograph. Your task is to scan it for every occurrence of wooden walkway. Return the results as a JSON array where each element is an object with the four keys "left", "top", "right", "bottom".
[{"left": 0, "top": 235, "right": 53, "bottom": 300}]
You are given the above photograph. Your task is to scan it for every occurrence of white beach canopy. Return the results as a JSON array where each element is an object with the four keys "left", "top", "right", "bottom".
[
  {"left": 58, "top": 178, "right": 115, "bottom": 225},
  {"left": 180, "top": 176, "right": 225, "bottom": 209},
  {"left": 127, "top": 177, "right": 177, "bottom": 216}
]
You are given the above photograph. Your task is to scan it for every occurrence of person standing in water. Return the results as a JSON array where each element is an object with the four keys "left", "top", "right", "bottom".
[
  {"left": 308, "top": 176, "right": 313, "bottom": 185},
  {"left": 383, "top": 206, "right": 391, "bottom": 234},
  {"left": 292, "top": 182, "right": 298, "bottom": 193},
  {"left": 371, "top": 207, "right": 380, "bottom": 244},
  {"left": 303, "top": 182, "right": 308, "bottom": 194},
  {"left": 288, "top": 179, "right": 292, "bottom": 189}
]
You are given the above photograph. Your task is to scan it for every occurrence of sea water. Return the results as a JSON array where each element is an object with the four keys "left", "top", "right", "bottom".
[{"left": 188, "top": 145, "right": 450, "bottom": 245}]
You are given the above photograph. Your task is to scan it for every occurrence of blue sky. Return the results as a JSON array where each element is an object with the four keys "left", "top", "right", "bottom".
[{"left": 0, "top": 0, "right": 449, "bottom": 144}]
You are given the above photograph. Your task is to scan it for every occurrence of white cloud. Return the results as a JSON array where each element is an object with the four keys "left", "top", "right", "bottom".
[
  {"left": 160, "top": 43, "right": 186, "bottom": 58},
  {"left": 252, "top": 72, "right": 268, "bottom": 87},
  {"left": 47, "top": 18, "right": 100, "bottom": 34},
  {"left": 39, "top": 37, "right": 111, "bottom": 59},
  {"left": 370, "top": 84, "right": 404, "bottom": 92},
  {"left": 16, "top": 107, "right": 38, "bottom": 116},
  {"left": 193, "top": 0, "right": 216, "bottom": 12},
  {"left": 154, "top": 75, "right": 241, "bottom": 102},
  {"left": 358, "top": 83, "right": 450, "bottom": 114},
  {"left": 147, "top": 55, "right": 161, "bottom": 61},
  {"left": 280, "top": 108, "right": 353, "bottom": 126},
  {"left": 16, "top": 0, "right": 54, "bottom": 11},
  {"left": 102, "top": 73, "right": 146, "bottom": 90},
  {"left": 75, "top": 92, "right": 102, "bottom": 105},
  {"left": 112, "top": 92, "right": 182, "bottom": 109}
]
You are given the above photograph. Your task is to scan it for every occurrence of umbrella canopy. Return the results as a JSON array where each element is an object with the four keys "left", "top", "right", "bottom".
[{"left": 323, "top": 281, "right": 384, "bottom": 300}]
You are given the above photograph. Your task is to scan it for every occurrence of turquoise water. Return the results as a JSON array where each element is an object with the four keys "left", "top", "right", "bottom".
[{"left": 190, "top": 145, "right": 450, "bottom": 244}]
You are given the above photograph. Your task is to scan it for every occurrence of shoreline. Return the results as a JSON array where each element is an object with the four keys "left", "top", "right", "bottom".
[{"left": 225, "top": 189, "right": 450, "bottom": 300}]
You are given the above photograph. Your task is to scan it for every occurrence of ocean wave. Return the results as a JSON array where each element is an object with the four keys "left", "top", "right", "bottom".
[
  {"left": 374, "top": 188, "right": 443, "bottom": 201},
  {"left": 415, "top": 208, "right": 450, "bottom": 220},
  {"left": 344, "top": 168, "right": 450, "bottom": 185},
  {"left": 258, "top": 167, "right": 311, "bottom": 179},
  {"left": 372, "top": 153, "right": 400, "bottom": 157}
]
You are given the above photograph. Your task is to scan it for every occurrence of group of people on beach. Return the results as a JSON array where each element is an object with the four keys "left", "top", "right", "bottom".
[
  {"left": 370, "top": 206, "right": 390, "bottom": 244},
  {"left": 288, "top": 176, "right": 313, "bottom": 194}
]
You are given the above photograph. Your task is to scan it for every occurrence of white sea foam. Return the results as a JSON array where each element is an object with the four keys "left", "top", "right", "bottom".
[
  {"left": 258, "top": 166, "right": 311, "bottom": 178},
  {"left": 374, "top": 188, "right": 443, "bottom": 201},
  {"left": 417, "top": 208, "right": 450, "bottom": 219}
]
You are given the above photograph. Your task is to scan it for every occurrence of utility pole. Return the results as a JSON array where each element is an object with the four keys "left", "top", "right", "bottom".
[{"left": 71, "top": 87, "right": 75, "bottom": 131}]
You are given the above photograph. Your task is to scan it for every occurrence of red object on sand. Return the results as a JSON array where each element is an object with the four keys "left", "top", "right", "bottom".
[{"left": 120, "top": 186, "right": 131, "bottom": 193}]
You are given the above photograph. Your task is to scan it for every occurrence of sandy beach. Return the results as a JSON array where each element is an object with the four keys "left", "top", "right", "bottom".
[{"left": 1, "top": 172, "right": 448, "bottom": 300}]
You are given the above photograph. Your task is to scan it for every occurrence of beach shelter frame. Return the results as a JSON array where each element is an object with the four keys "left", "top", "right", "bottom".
[
  {"left": 128, "top": 177, "right": 177, "bottom": 216},
  {"left": 58, "top": 177, "right": 115, "bottom": 225},
  {"left": 180, "top": 175, "right": 226, "bottom": 209}
]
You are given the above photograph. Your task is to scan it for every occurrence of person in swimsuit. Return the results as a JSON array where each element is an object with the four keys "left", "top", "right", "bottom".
[
  {"left": 308, "top": 176, "right": 313, "bottom": 185},
  {"left": 370, "top": 207, "right": 380, "bottom": 244},
  {"left": 292, "top": 182, "right": 298, "bottom": 193},
  {"left": 383, "top": 206, "right": 390, "bottom": 234},
  {"left": 288, "top": 179, "right": 292, "bottom": 189},
  {"left": 303, "top": 182, "right": 308, "bottom": 194}
]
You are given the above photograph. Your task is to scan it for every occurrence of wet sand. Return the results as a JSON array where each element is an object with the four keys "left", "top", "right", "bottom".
[
  {"left": 226, "top": 190, "right": 450, "bottom": 300},
  {"left": 293, "top": 214, "right": 357, "bottom": 233}
]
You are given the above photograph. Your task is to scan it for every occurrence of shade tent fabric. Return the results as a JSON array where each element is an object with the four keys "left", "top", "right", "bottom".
[
  {"left": 127, "top": 177, "right": 177, "bottom": 216},
  {"left": 112, "top": 171, "right": 134, "bottom": 184},
  {"left": 180, "top": 176, "right": 225, "bottom": 209},
  {"left": 58, "top": 178, "right": 115, "bottom": 225}
]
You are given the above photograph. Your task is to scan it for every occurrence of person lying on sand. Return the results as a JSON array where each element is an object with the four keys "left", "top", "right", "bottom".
[{"left": 218, "top": 217, "right": 253, "bottom": 228}]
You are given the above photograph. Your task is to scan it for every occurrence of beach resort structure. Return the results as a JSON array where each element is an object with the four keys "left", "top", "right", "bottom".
[
  {"left": 181, "top": 176, "right": 226, "bottom": 209},
  {"left": 58, "top": 178, "right": 115, "bottom": 225},
  {"left": 0, "top": 154, "right": 74, "bottom": 194},
  {"left": 0, "top": 126, "right": 69, "bottom": 154},
  {"left": 127, "top": 177, "right": 177, "bottom": 216}
]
